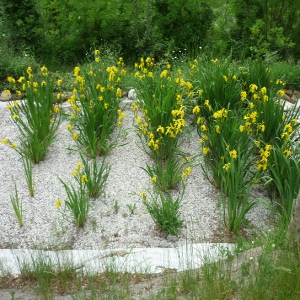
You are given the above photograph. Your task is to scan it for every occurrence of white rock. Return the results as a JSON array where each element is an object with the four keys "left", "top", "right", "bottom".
[
  {"left": 128, "top": 89, "right": 137, "bottom": 100},
  {"left": 0, "top": 90, "right": 12, "bottom": 101},
  {"left": 284, "top": 101, "right": 294, "bottom": 110}
]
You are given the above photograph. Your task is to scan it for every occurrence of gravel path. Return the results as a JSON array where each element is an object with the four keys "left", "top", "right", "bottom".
[{"left": 0, "top": 100, "right": 272, "bottom": 250}]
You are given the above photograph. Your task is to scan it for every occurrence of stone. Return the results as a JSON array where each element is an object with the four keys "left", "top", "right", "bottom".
[
  {"left": 0, "top": 90, "right": 12, "bottom": 101},
  {"left": 291, "top": 94, "right": 298, "bottom": 103},
  {"left": 128, "top": 88, "right": 137, "bottom": 100},
  {"left": 285, "top": 89, "right": 293, "bottom": 97},
  {"left": 283, "top": 101, "right": 294, "bottom": 110},
  {"left": 283, "top": 89, "right": 300, "bottom": 104}
]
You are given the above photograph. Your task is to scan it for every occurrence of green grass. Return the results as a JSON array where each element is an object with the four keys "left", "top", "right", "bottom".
[
  {"left": 0, "top": 222, "right": 299, "bottom": 299},
  {"left": 270, "top": 61, "right": 300, "bottom": 90}
]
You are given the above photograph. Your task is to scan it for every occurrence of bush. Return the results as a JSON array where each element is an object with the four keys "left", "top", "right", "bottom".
[
  {"left": 0, "top": 45, "right": 39, "bottom": 90},
  {"left": 270, "top": 61, "right": 300, "bottom": 90}
]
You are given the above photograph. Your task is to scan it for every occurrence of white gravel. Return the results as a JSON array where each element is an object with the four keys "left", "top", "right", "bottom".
[{"left": 0, "top": 99, "right": 272, "bottom": 250}]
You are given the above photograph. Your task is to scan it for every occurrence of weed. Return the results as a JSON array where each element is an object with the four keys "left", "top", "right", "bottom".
[
  {"left": 22, "top": 156, "right": 34, "bottom": 197},
  {"left": 75, "top": 155, "right": 110, "bottom": 198},
  {"left": 113, "top": 200, "right": 120, "bottom": 214},
  {"left": 264, "top": 142, "right": 300, "bottom": 223},
  {"left": 141, "top": 191, "right": 184, "bottom": 236},
  {"left": 58, "top": 179, "right": 90, "bottom": 227},
  {"left": 127, "top": 203, "right": 137, "bottom": 215},
  {"left": 10, "top": 183, "right": 23, "bottom": 227},
  {"left": 143, "top": 155, "right": 193, "bottom": 192}
]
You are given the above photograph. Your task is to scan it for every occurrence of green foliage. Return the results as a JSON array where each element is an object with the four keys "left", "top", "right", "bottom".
[
  {"left": 10, "top": 184, "right": 23, "bottom": 227},
  {"left": 0, "top": 45, "right": 39, "bottom": 89},
  {"left": 189, "top": 57, "right": 242, "bottom": 114},
  {"left": 141, "top": 191, "right": 184, "bottom": 236},
  {"left": 237, "top": 76, "right": 300, "bottom": 146},
  {"left": 59, "top": 178, "right": 90, "bottom": 227},
  {"left": 265, "top": 143, "right": 300, "bottom": 223},
  {"left": 239, "top": 80, "right": 291, "bottom": 146},
  {"left": 191, "top": 57, "right": 300, "bottom": 233},
  {"left": 0, "top": 0, "right": 39, "bottom": 52},
  {"left": 133, "top": 61, "right": 189, "bottom": 160},
  {"left": 239, "top": 60, "right": 274, "bottom": 90},
  {"left": 127, "top": 203, "right": 137, "bottom": 215},
  {"left": 6, "top": 67, "right": 62, "bottom": 163},
  {"left": 34, "top": 0, "right": 124, "bottom": 65},
  {"left": 204, "top": 1, "right": 235, "bottom": 57},
  {"left": 271, "top": 61, "right": 300, "bottom": 90},
  {"left": 22, "top": 156, "right": 34, "bottom": 197},
  {"left": 6, "top": 223, "right": 300, "bottom": 299},
  {"left": 0, "top": 0, "right": 215, "bottom": 66},
  {"left": 154, "top": 0, "right": 214, "bottom": 56},
  {"left": 249, "top": 19, "right": 295, "bottom": 59},
  {"left": 1, "top": 0, "right": 300, "bottom": 65},
  {"left": 240, "top": 246, "right": 300, "bottom": 299},
  {"left": 75, "top": 155, "right": 110, "bottom": 199},
  {"left": 3, "top": 50, "right": 300, "bottom": 299},
  {"left": 58, "top": 154, "right": 109, "bottom": 226},
  {"left": 199, "top": 109, "right": 253, "bottom": 190},
  {"left": 219, "top": 145, "right": 258, "bottom": 233},
  {"left": 113, "top": 200, "right": 120, "bottom": 214},
  {"left": 197, "top": 107, "right": 259, "bottom": 233},
  {"left": 230, "top": 0, "right": 300, "bottom": 60},
  {"left": 142, "top": 155, "right": 192, "bottom": 192},
  {"left": 15, "top": 251, "right": 80, "bottom": 297},
  {"left": 68, "top": 58, "right": 126, "bottom": 158}
]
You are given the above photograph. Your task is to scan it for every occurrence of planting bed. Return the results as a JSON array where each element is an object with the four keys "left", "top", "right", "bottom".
[{"left": 0, "top": 100, "right": 272, "bottom": 250}]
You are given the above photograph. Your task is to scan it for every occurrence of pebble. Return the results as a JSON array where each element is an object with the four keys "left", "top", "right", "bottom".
[{"left": 0, "top": 99, "right": 277, "bottom": 250}]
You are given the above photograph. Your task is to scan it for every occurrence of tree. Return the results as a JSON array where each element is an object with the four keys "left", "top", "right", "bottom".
[
  {"left": 153, "top": 0, "right": 214, "bottom": 54},
  {"left": 230, "top": 0, "right": 300, "bottom": 60},
  {"left": 0, "top": 0, "right": 40, "bottom": 53}
]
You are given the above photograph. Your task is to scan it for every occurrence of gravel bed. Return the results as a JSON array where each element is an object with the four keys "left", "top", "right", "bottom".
[{"left": 0, "top": 100, "right": 272, "bottom": 250}]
